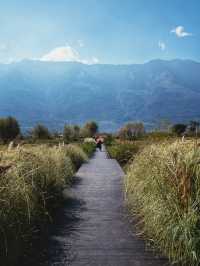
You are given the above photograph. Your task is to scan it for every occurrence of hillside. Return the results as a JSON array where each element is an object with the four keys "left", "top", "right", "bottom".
[{"left": 0, "top": 59, "right": 200, "bottom": 131}]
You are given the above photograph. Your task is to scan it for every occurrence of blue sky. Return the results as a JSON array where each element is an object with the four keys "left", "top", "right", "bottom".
[{"left": 0, "top": 0, "right": 199, "bottom": 64}]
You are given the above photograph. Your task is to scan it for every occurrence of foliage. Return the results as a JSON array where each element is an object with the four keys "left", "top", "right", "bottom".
[
  {"left": 0, "top": 144, "right": 88, "bottom": 265},
  {"left": 80, "top": 142, "right": 96, "bottom": 158},
  {"left": 64, "top": 144, "right": 88, "bottom": 170},
  {"left": 156, "top": 119, "right": 172, "bottom": 132},
  {"left": 63, "top": 125, "right": 80, "bottom": 142},
  {"left": 0, "top": 116, "right": 20, "bottom": 143},
  {"left": 171, "top": 123, "right": 187, "bottom": 136},
  {"left": 125, "top": 141, "right": 200, "bottom": 265},
  {"left": 103, "top": 134, "right": 115, "bottom": 146},
  {"left": 107, "top": 142, "right": 140, "bottom": 167},
  {"left": 31, "top": 124, "right": 51, "bottom": 139},
  {"left": 146, "top": 131, "right": 174, "bottom": 141},
  {"left": 82, "top": 121, "right": 98, "bottom": 137},
  {"left": 187, "top": 121, "right": 200, "bottom": 135},
  {"left": 73, "top": 125, "right": 81, "bottom": 140},
  {"left": 63, "top": 125, "right": 74, "bottom": 142},
  {"left": 118, "top": 122, "right": 145, "bottom": 140}
]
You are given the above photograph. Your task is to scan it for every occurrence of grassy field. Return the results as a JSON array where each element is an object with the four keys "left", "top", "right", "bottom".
[
  {"left": 124, "top": 140, "right": 200, "bottom": 265},
  {"left": 107, "top": 141, "right": 141, "bottom": 167},
  {"left": 0, "top": 142, "right": 95, "bottom": 266},
  {"left": 106, "top": 137, "right": 200, "bottom": 265},
  {"left": 4, "top": 135, "right": 200, "bottom": 265}
]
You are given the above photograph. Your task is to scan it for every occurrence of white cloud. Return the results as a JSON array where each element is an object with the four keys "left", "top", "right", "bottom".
[
  {"left": 40, "top": 45, "right": 99, "bottom": 64},
  {"left": 171, "top": 26, "right": 192, "bottom": 38},
  {"left": 158, "top": 41, "right": 166, "bottom": 51}
]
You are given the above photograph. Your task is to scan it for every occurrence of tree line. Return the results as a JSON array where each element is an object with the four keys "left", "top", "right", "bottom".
[
  {"left": 0, "top": 116, "right": 200, "bottom": 143},
  {"left": 117, "top": 120, "right": 200, "bottom": 140},
  {"left": 0, "top": 116, "right": 98, "bottom": 143}
]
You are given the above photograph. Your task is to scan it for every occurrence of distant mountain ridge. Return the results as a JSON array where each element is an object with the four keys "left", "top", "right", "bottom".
[{"left": 0, "top": 59, "right": 200, "bottom": 131}]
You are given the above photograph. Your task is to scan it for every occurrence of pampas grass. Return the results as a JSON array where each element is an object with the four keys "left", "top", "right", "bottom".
[
  {"left": 65, "top": 144, "right": 88, "bottom": 170},
  {"left": 0, "top": 144, "right": 88, "bottom": 265},
  {"left": 125, "top": 140, "right": 200, "bottom": 265}
]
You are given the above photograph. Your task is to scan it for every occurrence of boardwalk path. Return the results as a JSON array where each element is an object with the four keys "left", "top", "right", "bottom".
[{"left": 34, "top": 147, "right": 170, "bottom": 266}]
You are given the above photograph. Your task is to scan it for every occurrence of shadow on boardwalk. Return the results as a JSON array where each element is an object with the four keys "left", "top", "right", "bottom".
[
  {"left": 20, "top": 149, "right": 171, "bottom": 266},
  {"left": 20, "top": 177, "right": 86, "bottom": 266}
]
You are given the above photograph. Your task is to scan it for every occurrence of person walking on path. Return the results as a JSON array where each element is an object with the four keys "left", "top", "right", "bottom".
[{"left": 96, "top": 137, "right": 103, "bottom": 151}]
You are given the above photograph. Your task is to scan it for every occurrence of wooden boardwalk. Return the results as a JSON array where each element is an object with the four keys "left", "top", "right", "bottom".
[{"left": 31, "top": 148, "right": 170, "bottom": 266}]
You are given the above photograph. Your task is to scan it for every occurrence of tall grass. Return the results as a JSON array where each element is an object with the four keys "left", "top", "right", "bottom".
[
  {"left": 65, "top": 144, "right": 88, "bottom": 170},
  {"left": 107, "top": 142, "right": 140, "bottom": 167},
  {"left": 81, "top": 142, "right": 96, "bottom": 158},
  {"left": 125, "top": 141, "right": 200, "bottom": 265},
  {"left": 0, "top": 144, "right": 89, "bottom": 265}
]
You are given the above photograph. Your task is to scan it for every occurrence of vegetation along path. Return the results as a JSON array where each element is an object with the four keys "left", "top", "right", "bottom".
[{"left": 29, "top": 147, "right": 170, "bottom": 266}]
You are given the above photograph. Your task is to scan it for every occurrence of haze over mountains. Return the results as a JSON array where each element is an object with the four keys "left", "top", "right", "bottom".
[{"left": 0, "top": 59, "right": 200, "bottom": 132}]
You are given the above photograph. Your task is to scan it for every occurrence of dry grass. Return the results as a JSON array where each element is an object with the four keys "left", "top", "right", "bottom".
[
  {"left": 0, "top": 144, "right": 88, "bottom": 265},
  {"left": 125, "top": 140, "right": 200, "bottom": 265}
]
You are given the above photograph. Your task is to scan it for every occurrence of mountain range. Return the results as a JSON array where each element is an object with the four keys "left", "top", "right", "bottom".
[{"left": 0, "top": 59, "right": 200, "bottom": 132}]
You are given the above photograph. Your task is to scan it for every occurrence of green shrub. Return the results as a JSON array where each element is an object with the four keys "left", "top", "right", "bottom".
[
  {"left": 63, "top": 125, "right": 80, "bottom": 142},
  {"left": 171, "top": 123, "right": 187, "bottom": 136},
  {"left": 0, "top": 116, "right": 20, "bottom": 143},
  {"left": 81, "top": 142, "right": 96, "bottom": 158},
  {"left": 31, "top": 124, "right": 51, "bottom": 140},
  {"left": 125, "top": 141, "right": 200, "bottom": 265},
  {"left": 104, "top": 134, "right": 115, "bottom": 146},
  {"left": 81, "top": 121, "right": 98, "bottom": 137},
  {"left": 107, "top": 142, "right": 140, "bottom": 167}
]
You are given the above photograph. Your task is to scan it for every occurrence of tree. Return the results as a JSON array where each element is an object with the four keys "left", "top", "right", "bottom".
[
  {"left": 63, "top": 125, "right": 74, "bottom": 142},
  {"left": 157, "top": 119, "right": 172, "bottom": 132},
  {"left": 188, "top": 120, "right": 200, "bottom": 135},
  {"left": 0, "top": 116, "right": 20, "bottom": 142},
  {"left": 31, "top": 124, "right": 51, "bottom": 139},
  {"left": 82, "top": 121, "right": 98, "bottom": 137},
  {"left": 72, "top": 125, "right": 80, "bottom": 140},
  {"left": 63, "top": 124, "right": 80, "bottom": 142},
  {"left": 118, "top": 122, "right": 145, "bottom": 140},
  {"left": 171, "top": 123, "right": 187, "bottom": 136}
]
